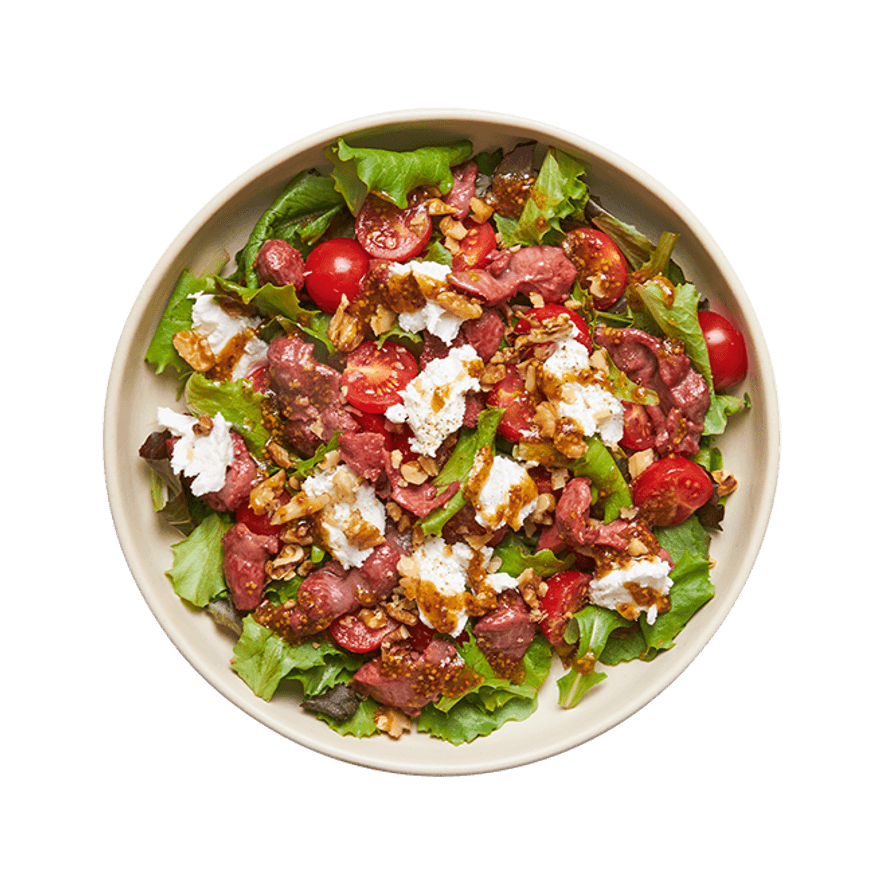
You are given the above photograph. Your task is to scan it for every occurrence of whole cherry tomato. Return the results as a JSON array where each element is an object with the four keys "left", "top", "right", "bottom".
[
  {"left": 304, "top": 238, "right": 371, "bottom": 313},
  {"left": 698, "top": 310, "right": 748, "bottom": 391}
]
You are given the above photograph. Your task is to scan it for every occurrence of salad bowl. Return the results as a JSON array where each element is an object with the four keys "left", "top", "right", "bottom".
[{"left": 104, "top": 108, "right": 779, "bottom": 775}]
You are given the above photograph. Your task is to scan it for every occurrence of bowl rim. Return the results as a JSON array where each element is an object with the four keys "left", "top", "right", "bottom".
[{"left": 104, "top": 108, "right": 780, "bottom": 775}]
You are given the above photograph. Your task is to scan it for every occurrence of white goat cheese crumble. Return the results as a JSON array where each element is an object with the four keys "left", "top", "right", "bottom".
[
  {"left": 589, "top": 556, "right": 673, "bottom": 625},
  {"left": 157, "top": 407, "right": 234, "bottom": 496},
  {"left": 302, "top": 464, "right": 386, "bottom": 569},
  {"left": 409, "top": 536, "right": 515, "bottom": 637},
  {"left": 190, "top": 292, "right": 268, "bottom": 380},
  {"left": 388, "top": 260, "right": 464, "bottom": 343},
  {"left": 470, "top": 452, "right": 538, "bottom": 531},
  {"left": 541, "top": 335, "right": 624, "bottom": 446},
  {"left": 385, "top": 344, "right": 483, "bottom": 456}
]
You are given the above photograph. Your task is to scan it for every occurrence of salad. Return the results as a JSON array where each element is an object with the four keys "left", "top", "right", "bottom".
[{"left": 139, "top": 136, "right": 750, "bottom": 745}]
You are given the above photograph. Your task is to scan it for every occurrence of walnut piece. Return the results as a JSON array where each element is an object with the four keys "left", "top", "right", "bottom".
[{"left": 172, "top": 331, "right": 215, "bottom": 372}]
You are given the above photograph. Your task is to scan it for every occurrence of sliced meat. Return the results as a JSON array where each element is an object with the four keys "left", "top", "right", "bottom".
[
  {"left": 594, "top": 325, "right": 711, "bottom": 457},
  {"left": 288, "top": 562, "right": 359, "bottom": 636},
  {"left": 458, "top": 309, "right": 505, "bottom": 362},
  {"left": 221, "top": 523, "right": 280, "bottom": 611},
  {"left": 338, "top": 431, "right": 387, "bottom": 483},
  {"left": 448, "top": 245, "right": 577, "bottom": 306},
  {"left": 267, "top": 335, "right": 358, "bottom": 456},
  {"left": 347, "top": 527, "right": 412, "bottom": 605},
  {"left": 443, "top": 161, "right": 478, "bottom": 220},
  {"left": 254, "top": 239, "right": 305, "bottom": 289},
  {"left": 473, "top": 592, "right": 535, "bottom": 660},
  {"left": 554, "top": 477, "right": 593, "bottom": 545},
  {"left": 351, "top": 638, "right": 463, "bottom": 716},
  {"left": 201, "top": 431, "right": 258, "bottom": 513}
]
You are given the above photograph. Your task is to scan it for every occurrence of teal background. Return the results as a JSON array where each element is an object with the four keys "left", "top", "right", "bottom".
[{"left": 6, "top": 2, "right": 873, "bottom": 878}]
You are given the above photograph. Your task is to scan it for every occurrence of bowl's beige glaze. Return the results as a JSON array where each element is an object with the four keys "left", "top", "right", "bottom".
[{"left": 104, "top": 109, "right": 779, "bottom": 775}]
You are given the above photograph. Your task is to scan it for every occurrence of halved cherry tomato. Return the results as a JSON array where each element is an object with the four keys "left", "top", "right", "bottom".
[
  {"left": 619, "top": 401, "right": 654, "bottom": 451},
  {"left": 514, "top": 303, "right": 592, "bottom": 351},
  {"left": 451, "top": 218, "right": 497, "bottom": 270},
  {"left": 539, "top": 570, "right": 592, "bottom": 647},
  {"left": 329, "top": 613, "right": 400, "bottom": 653},
  {"left": 355, "top": 194, "right": 432, "bottom": 261},
  {"left": 244, "top": 361, "right": 270, "bottom": 394},
  {"left": 631, "top": 455, "right": 713, "bottom": 527},
  {"left": 235, "top": 491, "right": 290, "bottom": 538},
  {"left": 304, "top": 237, "right": 371, "bottom": 313},
  {"left": 562, "top": 227, "right": 628, "bottom": 309},
  {"left": 698, "top": 310, "right": 748, "bottom": 391},
  {"left": 342, "top": 340, "right": 419, "bottom": 414},
  {"left": 486, "top": 364, "right": 539, "bottom": 442}
]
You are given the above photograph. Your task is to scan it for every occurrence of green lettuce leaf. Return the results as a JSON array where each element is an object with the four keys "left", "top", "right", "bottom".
[
  {"left": 492, "top": 531, "right": 572, "bottom": 579},
  {"left": 497, "top": 147, "right": 589, "bottom": 247},
  {"left": 315, "top": 696, "right": 379, "bottom": 738},
  {"left": 326, "top": 138, "right": 473, "bottom": 213},
  {"left": 239, "top": 170, "right": 346, "bottom": 287},
  {"left": 184, "top": 373, "right": 270, "bottom": 458},
  {"left": 417, "top": 694, "right": 538, "bottom": 745},
  {"left": 556, "top": 668, "right": 607, "bottom": 709},
  {"left": 231, "top": 618, "right": 352, "bottom": 702},
  {"left": 212, "top": 275, "right": 336, "bottom": 354},
  {"left": 166, "top": 513, "right": 231, "bottom": 607},
  {"left": 144, "top": 270, "right": 208, "bottom": 376},
  {"left": 419, "top": 407, "right": 504, "bottom": 536},
  {"left": 571, "top": 436, "right": 633, "bottom": 522}
]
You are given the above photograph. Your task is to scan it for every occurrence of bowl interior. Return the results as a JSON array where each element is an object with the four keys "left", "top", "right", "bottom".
[{"left": 105, "top": 110, "right": 779, "bottom": 775}]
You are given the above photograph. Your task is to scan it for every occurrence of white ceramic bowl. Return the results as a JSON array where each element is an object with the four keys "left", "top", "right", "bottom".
[{"left": 104, "top": 109, "right": 779, "bottom": 775}]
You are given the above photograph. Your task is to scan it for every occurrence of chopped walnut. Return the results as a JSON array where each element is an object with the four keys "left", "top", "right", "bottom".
[
  {"left": 374, "top": 706, "right": 411, "bottom": 739},
  {"left": 627, "top": 449, "right": 655, "bottom": 480},
  {"left": 266, "top": 439, "right": 296, "bottom": 470},
  {"left": 249, "top": 469, "right": 288, "bottom": 516},
  {"left": 265, "top": 544, "right": 305, "bottom": 581},
  {"left": 172, "top": 331, "right": 215, "bottom": 372},
  {"left": 358, "top": 606, "right": 389, "bottom": 629},
  {"left": 328, "top": 296, "right": 364, "bottom": 352},
  {"left": 271, "top": 492, "right": 330, "bottom": 524},
  {"left": 369, "top": 302, "right": 397, "bottom": 336},
  {"left": 439, "top": 215, "right": 468, "bottom": 240},
  {"left": 434, "top": 288, "right": 483, "bottom": 320},
  {"left": 399, "top": 460, "right": 429, "bottom": 485},
  {"left": 192, "top": 414, "right": 214, "bottom": 436},
  {"left": 534, "top": 401, "right": 558, "bottom": 439},
  {"left": 711, "top": 469, "right": 738, "bottom": 498},
  {"left": 469, "top": 196, "right": 494, "bottom": 224}
]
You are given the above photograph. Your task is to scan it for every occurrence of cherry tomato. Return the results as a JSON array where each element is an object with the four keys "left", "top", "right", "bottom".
[
  {"left": 514, "top": 304, "right": 592, "bottom": 351},
  {"left": 355, "top": 194, "right": 432, "bottom": 261},
  {"left": 698, "top": 310, "right": 748, "bottom": 391},
  {"left": 342, "top": 340, "right": 419, "bottom": 414},
  {"left": 329, "top": 613, "right": 400, "bottom": 653},
  {"left": 619, "top": 401, "right": 654, "bottom": 451},
  {"left": 244, "top": 361, "right": 270, "bottom": 394},
  {"left": 303, "top": 238, "right": 371, "bottom": 313},
  {"left": 539, "top": 570, "right": 592, "bottom": 646},
  {"left": 486, "top": 364, "right": 539, "bottom": 442},
  {"left": 451, "top": 218, "right": 497, "bottom": 270},
  {"left": 562, "top": 227, "right": 628, "bottom": 309},
  {"left": 631, "top": 455, "right": 713, "bottom": 527},
  {"left": 234, "top": 491, "right": 290, "bottom": 538}
]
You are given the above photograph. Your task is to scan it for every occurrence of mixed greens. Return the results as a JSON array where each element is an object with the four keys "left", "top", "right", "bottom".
[{"left": 140, "top": 135, "right": 749, "bottom": 745}]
